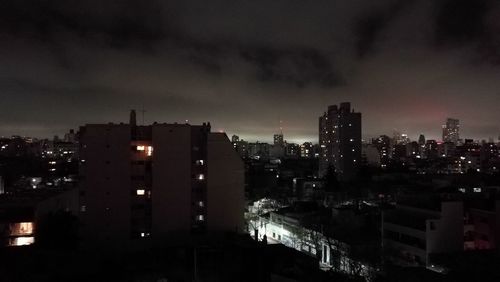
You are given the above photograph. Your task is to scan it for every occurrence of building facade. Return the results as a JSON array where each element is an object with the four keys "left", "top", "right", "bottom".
[
  {"left": 319, "top": 103, "right": 362, "bottom": 180},
  {"left": 442, "top": 118, "right": 460, "bottom": 144},
  {"left": 78, "top": 113, "right": 244, "bottom": 248},
  {"left": 383, "top": 199, "right": 463, "bottom": 267}
]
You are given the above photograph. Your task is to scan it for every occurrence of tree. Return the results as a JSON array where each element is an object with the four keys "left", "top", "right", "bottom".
[{"left": 325, "top": 164, "right": 340, "bottom": 193}]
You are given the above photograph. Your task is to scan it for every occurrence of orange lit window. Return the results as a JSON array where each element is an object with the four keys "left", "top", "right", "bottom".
[{"left": 9, "top": 222, "right": 34, "bottom": 236}]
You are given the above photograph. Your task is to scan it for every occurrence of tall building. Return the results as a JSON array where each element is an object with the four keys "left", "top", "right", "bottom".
[
  {"left": 319, "top": 102, "right": 362, "bottom": 180},
  {"left": 273, "top": 133, "right": 284, "bottom": 147},
  {"left": 78, "top": 111, "right": 244, "bottom": 248},
  {"left": 372, "top": 135, "right": 391, "bottom": 168},
  {"left": 442, "top": 118, "right": 460, "bottom": 144},
  {"left": 418, "top": 134, "right": 425, "bottom": 146}
]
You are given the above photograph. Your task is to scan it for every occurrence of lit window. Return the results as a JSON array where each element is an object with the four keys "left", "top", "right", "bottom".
[
  {"left": 136, "top": 189, "right": 145, "bottom": 196},
  {"left": 147, "top": 146, "right": 153, "bottom": 156},
  {"left": 197, "top": 174, "right": 205, "bottom": 180},
  {"left": 473, "top": 187, "right": 482, "bottom": 193},
  {"left": 198, "top": 201, "right": 204, "bottom": 207},
  {"left": 9, "top": 222, "right": 34, "bottom": 236},
  {"left": 9, "top": 237, "right": 34, "bottom": 246},
  {"left": 137, "top": 145, "right": 145, "bottom": 151},
  {"left": 196, "top": 215, "right": 204, "bottom": 221},
  {"left": 196, "top": 160, "right": 205, "bottom": 165}
]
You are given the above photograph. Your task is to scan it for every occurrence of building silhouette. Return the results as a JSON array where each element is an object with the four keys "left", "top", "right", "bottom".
[
  {"left": 442, "top": 118, "right": 460, "bottom": 144},
  {"left": 78, "top": 111, "right": 244, "bottom": 248},
  {"left": 319, "top": 102, "right": 361, "bottom": 180}
]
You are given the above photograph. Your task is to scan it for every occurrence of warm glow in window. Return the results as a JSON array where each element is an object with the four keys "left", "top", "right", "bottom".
[
  {"left": 136, "top": 189, "right": 145, "bottom": 196},
  {"left": 9, "top": 222, "right": 34, "bottom": 236},
  {"left": 136, "top": 145, "right": 145, "bottom": 151},
  {"left": 147, "top": 146, "right": 153, "bottom": 156}
]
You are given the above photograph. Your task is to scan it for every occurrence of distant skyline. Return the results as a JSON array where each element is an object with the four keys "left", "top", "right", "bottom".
[
  {"left": 1, "top": 1, "right": 499, "bottom": 142},
  {"left": 1, "top": 113, "right": 497, "bottom": 145}
]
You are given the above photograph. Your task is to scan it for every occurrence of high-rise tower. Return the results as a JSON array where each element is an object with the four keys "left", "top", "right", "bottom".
[
  {"left": 319, "top": 102, "right": 362, "bottom": 180},
  {"left": 442, "top": 118, "right": 460, "bottom": 144}
]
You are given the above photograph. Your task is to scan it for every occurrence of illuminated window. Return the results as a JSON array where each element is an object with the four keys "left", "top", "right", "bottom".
[
  {"left": 196, "top": 160, "right": 205, "bottom": 165},
  {"left": 136, "top": 146, "right": 145, "bottom": 151},
  {"left": 136, "top": 189, "right": 145, "bottom": 196},
  {"left": 9, "top": 222, "right": 34, "bottom": 236},
  {"left": 198, "top": 201, "right": 204, "bottom": 207},
  {"left": 9, "top": 237, "right": 34, "bottom": 246},
  {"left": 196, "top": 215, "right": 204, "bottom": 221},
  {"left": 146, "top": 146, "right": 153, "bottom": 156},
  {"left": 473, "top": 187, "right": 482, "bottom": 193},
  {"left": 197, "top": 174, "right": 205, "bottom": 180}
]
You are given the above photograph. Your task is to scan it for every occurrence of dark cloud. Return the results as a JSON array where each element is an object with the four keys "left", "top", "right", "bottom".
[
  {"left": 354, "top": 0, "right": 410, "bottom": 57},
  {"left": 240, "top": 47, "right": 342, "bottom": 88},
  {"left": 434, "top": 0, "right": 500, "bottom": 63},
  {"left": 434, "top": 0, "right": 489, "bottom": 45},
  {"left": 0, "top": 0, "right": 500, "bottom": 141}
]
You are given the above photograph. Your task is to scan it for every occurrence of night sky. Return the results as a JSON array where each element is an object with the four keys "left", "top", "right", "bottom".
[{"left": 1, "top": 0, "right": 500, "bottom": 142}]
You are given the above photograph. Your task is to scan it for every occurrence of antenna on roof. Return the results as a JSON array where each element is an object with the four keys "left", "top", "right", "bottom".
[
  {"left": 140, "top": 106, "right": 146, "bottom": 125},
  {"left": 279, "top": 118, "right": 283, "bottom": 135}
]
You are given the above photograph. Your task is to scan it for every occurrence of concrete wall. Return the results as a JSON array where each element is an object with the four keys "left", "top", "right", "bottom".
[
  {"left": 152, "top": 124, "right": 192, "bottom": 238},
  {"left": 79, "top": 124, "right": 132, "bottom": 247},
  {"left": 426, "top": 201, "right": 463, "bottom": 255},
  {"left": 207, "top": 133, "right": 244, "bottom": 232}
]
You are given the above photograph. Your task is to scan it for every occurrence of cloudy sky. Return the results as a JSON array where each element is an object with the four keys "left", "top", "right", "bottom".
[{"left": 1, "top": 0, "right": 499, "bottom": 142}]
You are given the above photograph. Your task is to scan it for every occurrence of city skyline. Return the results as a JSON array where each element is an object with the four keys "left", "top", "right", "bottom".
[
  {"left": 1, "top": 1, "right": 500, "bottom": 142},
  {"left": 0, "top": 114, "right": 495, "bottom": 145}
]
